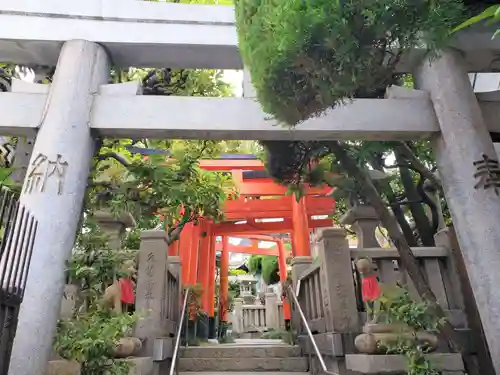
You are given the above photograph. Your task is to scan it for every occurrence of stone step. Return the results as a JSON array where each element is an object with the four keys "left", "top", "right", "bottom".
[
  {"left": 180, "top": 345, "right": 302, "bottom": 358},
  {"left": 178, "top": 357, "right": 309, "bottom": 372}
]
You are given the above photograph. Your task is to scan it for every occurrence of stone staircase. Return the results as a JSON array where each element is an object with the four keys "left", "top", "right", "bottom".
[{"left": 178, "top": 340, "right": 309, "bottom": 373}]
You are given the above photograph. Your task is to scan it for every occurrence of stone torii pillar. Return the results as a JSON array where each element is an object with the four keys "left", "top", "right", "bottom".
[
  {"left": 8, "top": 40, "right": 109, "bottom": 375},
  {"left": 414, "top": 48, "right": 500, "bottom": 373}
]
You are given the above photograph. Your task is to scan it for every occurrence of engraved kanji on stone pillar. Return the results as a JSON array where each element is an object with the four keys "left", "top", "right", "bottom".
[{"left": 134, "top": 230, "right": 169, "bottom": 356}]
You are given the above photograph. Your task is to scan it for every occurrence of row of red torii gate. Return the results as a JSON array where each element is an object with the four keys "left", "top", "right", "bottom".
[{"left": 165, "top": 155, "right": 336, "bottom": 324}]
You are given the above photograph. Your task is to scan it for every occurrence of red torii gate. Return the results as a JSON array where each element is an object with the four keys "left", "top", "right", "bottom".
[{"left": 168, "top": 157, "right": 336, "bottom": 327}]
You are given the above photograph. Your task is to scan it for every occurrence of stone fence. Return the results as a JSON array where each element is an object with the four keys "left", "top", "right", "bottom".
[
  {"left": 291, "top": 205, "right": 470, "bottom": 375},
  {"left": 296, "top": 235, "right": 465, "bottom": 336},
  {"left": 231, "top": 289, "right": 285, "bottom": 335}
]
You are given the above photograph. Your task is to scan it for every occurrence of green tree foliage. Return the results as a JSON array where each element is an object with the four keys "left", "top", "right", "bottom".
[
  {"left": 234, "top": 0, "right": 455, "bottom": 247},
  {"left": 453, "top": 4, "right": 500, "bottom": 37},
  {"left": 235, "top": 0, "right": 464, "bottom": 126},
  {"left": 89, "top": 139, "right": 233, "bottom": 248},
  {"left": 247, "top": 255, "right": 280, "bottom": 285},
  {"left": 54, "top": 309, "right": 138, "bottom": 375}
]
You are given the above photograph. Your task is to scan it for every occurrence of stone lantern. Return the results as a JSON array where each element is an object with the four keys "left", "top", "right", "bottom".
[{"left": 238, "top": 274, "right": 258, "bottom": 304}]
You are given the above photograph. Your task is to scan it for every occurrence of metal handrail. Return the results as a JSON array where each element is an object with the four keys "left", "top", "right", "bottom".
[
  {"left": 169, "top": 287, "right": 191, "bottom": 375},
  {"left": 286, "top": 285, "right": 338, "bottom": 375}
]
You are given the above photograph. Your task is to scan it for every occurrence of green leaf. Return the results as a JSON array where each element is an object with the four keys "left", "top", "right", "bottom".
[{"left": 452, "top": 5, "right": 500, "bottom": 32}]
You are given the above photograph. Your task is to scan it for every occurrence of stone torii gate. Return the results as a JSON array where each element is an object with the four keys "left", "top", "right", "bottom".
[{"left": 2, "top": 1, "right": 500, "bottom": 374}]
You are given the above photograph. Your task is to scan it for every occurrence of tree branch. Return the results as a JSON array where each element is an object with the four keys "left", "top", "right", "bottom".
[
  {"left": 166, "top": 214, "right": 195, "bottom": 245},
  {"left": 394, "top": 142, "right": 441, "bottom": 189},
  {"left": 396, "top": 149, "right": 435, "bottom": 246},
  {"left": 384, "top": 163, "right": 418, "bottom": 172},
  {"left": 368, "top": 156, "right": 417, "bottom": 246},
  {"left": 97, "top": 152, "right": 130, "bottom": 167},
  {"left": 87, "top": 181, "right": 121, "bottom": 192}
]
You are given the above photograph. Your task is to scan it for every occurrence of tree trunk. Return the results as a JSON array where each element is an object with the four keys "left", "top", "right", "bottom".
[
  {"left": 368, "top": 157, "right": 418, "bottom": 247},
  {"left": 395, "top": 150, "right": 435, "bottom": 246},
  {"left": 394, "top": 142, "right": 441, "bottom": 189},
  {"left": 328, "top": 141, "right": 472, "bottom": 368}
]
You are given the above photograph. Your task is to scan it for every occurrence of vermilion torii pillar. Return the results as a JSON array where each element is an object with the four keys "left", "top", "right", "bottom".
[
  {"left": 207, "top": 232, "right": 217, "bottom": 318},
  {"left": 197, "top": 220, "right": 212, "bottom": 313},
  {"left": 188, "top": 223, "right": 200, "bottom": 286},
  {"left": 219, "top": 236, "right": 230, "bottom": 323},
  {"left": 179, "top": 222, "right": 195, "bottom": 286},
  {"left": 292, "top": 197, "right": 311, "bottom": 256},
  {"left": 277, "top": 240, "right": 291, "bottom": 322}
]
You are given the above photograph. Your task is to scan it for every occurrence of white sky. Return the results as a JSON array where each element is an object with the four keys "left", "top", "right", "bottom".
[{"left": 223, "top": 69, "right": 243, "bottom": 97}]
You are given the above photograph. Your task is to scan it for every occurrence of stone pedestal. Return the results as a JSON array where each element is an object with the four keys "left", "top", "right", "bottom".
[
  {"left": 134, "top": 230, "right": 169, "bottom": 356},
  {"left": 8, "top": 40, "right": 110, "bottom": 375},
  {"left": 340, "top": 205, "right": 380, "bottom": 248},
  {"left": 94, "top": 210, "right": 136, "bottom": 250},
  {"left": 414, "top": 48, "right": 500, "bottom": 374}
]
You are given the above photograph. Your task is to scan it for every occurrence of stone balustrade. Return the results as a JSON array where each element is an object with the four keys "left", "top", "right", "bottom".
[
  {"left": 232, "top": 288, "right": 285, "bottom": 335},
  {"left": 242, "top": 305, "right": 267, "bottom": 332},
  {"left": 298, "top": 235, "right": 465, "bottom": 333},
  {"left": 292, "top": 206, "right": 473, "bottom": 375},
  {"left": 291, "top": 205, "right": 469, "bottom": 375}
]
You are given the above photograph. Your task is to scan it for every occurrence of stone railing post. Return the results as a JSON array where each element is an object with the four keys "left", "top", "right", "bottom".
[
  {"left": 316, "top": 228, "right": 359, "bottom": 333},
  {"left": 94, "top": 210, "right": 136, "bottom": 250},
  {"left": 290, "top": 256, "right": 313, "bottom": 330},
  {"left": 291, "top": 256, "right": 313, "bottom": 289},
  {"left": 168, "top": 256, "right": 182, "bottom": 323},
  {"left": 134, "top": 230, "right": 168, "bottom": 356},
  {"left": 340, "top": 205, "right": 380, "bottom": 248},
  {"left": 232, "top": 298, "right": 244, "bottom": 334},
  {"left": 434, "top": 228, "right": 465, "bottom": 311},
  {"left": 265, "top": 287, "right": 279, "bottom": 330}
]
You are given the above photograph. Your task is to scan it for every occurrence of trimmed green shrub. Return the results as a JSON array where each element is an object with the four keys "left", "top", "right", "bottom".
[
  {"left": 235, "top": 0, "right": 465, "bottom": 126},
  {"left": 247, "top": 255, "right": 280, "bottom": 285}
]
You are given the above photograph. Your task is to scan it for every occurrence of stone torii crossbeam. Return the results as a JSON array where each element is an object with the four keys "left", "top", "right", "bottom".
[{"left": 2, "top": 1, "right": 500, "bottom": 375}]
